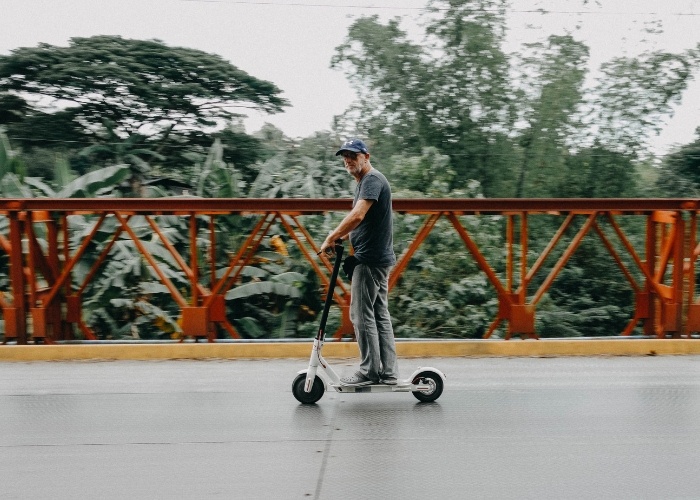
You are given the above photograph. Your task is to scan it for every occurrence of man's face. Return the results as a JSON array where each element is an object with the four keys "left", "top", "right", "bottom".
[{"left": 341, "top": 150, "right": 368, "bottom": 176}]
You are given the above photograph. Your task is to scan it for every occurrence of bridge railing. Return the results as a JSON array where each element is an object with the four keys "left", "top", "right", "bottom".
[{"left": 1, "top": 198, "right": 699, "bottom": 344}]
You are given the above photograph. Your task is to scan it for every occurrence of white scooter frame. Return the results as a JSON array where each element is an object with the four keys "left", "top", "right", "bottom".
[{"left": 292, "top": 240, "right": 445, "bottom": 404}]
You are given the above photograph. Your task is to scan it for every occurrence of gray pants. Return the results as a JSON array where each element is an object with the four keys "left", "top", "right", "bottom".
[{"left": 350, "top": 264, "right": 398, "bottom": 382}]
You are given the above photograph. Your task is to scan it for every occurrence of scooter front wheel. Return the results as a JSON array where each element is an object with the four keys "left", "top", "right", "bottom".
[
  {"left": 411, "top": 371, "right": 443, "bottom": 403},
  {"left": 292, "top": 373, "right": 325, "bottom": 404}
]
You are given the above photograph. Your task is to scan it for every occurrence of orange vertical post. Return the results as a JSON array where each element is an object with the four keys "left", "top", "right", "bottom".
[
  {"left": 62, "top": 213, "right": 73, "bottom": 340},
  {"left": 190, "top": 212, "right": 198, "bottom": 305},
  {"left": 506, "top": 214, "right": 514, "bottom": 292},
  {"left": 520, "top": 213, "right": 528, "bottom": 303},
  {"left": 644, "top": 215, "right": 656, "bottom": 336},
  {"left": 46, "top": 216, "right": 62, "bottom": 340},
  {"left": 671, "top": 212, "right": 684, "bottom": 337},
  {"left": 210, "top": 215, "right": 216, "bottom": 288},
  {"left": 686, "top": 212, "right": 697, "bottom": 337},
  {"left": 8, "top": 213, "right": 26, "bottom": 344}
]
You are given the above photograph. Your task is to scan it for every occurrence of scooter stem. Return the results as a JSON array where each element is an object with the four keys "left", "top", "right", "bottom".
[
  {"left": 305, "top": 240, "right": 344, "bottom": 393},
  {"left": 315, "top": 240, "right": 344, "bottom": 343}
]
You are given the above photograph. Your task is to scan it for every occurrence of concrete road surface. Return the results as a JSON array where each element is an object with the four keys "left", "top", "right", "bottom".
[{"left": 1, "top": 356, "right": 699, "bottom": 499}]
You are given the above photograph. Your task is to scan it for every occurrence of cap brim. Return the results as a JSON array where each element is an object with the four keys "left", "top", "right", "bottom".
[{"left": 335, "top": 147, "right": 363, "bottom": 156}]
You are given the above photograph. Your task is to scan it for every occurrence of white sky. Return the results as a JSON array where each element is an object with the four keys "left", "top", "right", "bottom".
[{"left": 1, "top": 0, "right": 699, "bottom": 154}]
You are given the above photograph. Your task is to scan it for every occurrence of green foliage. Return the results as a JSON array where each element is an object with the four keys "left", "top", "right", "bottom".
[
  {"left": 384, "top": 147, "right": 454, "bottom": 195},
  {"left": 559, "top": 146, "right": 637, "bottom": 198},
  {"left": 656, "top": 129, "right": 700, "bottom": 196},
  {"left": 0, "top": 129, "right": 26, "bottom": 181},
  {"left": 592, "top": 47, "right": 700, "bottom": 155},
  {"left": 192, "top": 139, "right": 244, "bottom": 198},
  {"left": 78, "top": 121, "right": 165, "bottom": 189},
  {"left": 0, "top": 94, "right": 28, "bottom": 125}
]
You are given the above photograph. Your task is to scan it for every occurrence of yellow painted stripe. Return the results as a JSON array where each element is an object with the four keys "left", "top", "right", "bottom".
[{"left": 0, "top": 339, "right": 699, "bottom": 361}]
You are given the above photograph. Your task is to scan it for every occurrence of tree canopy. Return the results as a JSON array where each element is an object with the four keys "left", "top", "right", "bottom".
[{"left": 0, "top": 36, "right": 288, "bottom": 144}]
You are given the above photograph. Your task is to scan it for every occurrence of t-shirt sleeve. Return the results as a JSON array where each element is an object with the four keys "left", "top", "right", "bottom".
[{"left": 358, "top": 174, "right": 382, "bottom": 202}]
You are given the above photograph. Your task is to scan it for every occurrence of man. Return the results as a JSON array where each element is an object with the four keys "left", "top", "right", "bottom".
[{"left": 319, "top": 138, "right": 399, "bottom": 386}]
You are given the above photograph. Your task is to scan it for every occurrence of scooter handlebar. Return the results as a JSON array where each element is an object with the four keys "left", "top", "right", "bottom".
[{"left": 316, "top": 239, "right": 344, "bottom": 256}]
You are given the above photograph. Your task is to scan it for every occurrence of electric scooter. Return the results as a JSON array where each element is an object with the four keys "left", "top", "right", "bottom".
[{"left": 292, "top": 239, "right": 446, "bottom": 404}]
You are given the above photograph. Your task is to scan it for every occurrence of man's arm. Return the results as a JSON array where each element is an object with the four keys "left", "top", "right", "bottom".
[{"left": 320, "top": 199, "right": 374, "bottom": 254}]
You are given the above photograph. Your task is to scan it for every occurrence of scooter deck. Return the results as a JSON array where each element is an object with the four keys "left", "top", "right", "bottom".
[{"left": 330, "top": 382, "right": 427, "bottom": 393}]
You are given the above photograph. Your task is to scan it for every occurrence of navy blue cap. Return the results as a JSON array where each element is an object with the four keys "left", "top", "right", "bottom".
[{"left": 335, "top": 138, "right": 369, "bottom": 156}]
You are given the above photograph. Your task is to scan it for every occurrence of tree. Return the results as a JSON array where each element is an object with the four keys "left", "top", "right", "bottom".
[
  {"left": 0, "top": 36, "right": 288, "bottom": 162},
  {"left": 656, "top": 128, "right": 700, "bottom": 196},
  {"left": 591, "top": 47, "right": 700, "bottom": 156},
  {"left": 332, "top": 2, "right": 700, "bottom": 198},
  {"left": 514, "top": 35, "right": 589, "bottom": 197},
  {"left": 331, "top": 1, "right": 518, "bottom": 196},
  {"left": 0, "top": 94, "right": 28, "bottom": 125}
]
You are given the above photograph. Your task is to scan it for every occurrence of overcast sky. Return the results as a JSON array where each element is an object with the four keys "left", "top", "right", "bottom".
[{"left": 1, "top": 0, "right": 699, "bottom": 154}]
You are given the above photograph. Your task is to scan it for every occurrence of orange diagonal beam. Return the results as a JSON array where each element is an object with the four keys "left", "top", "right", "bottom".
[
  {"left": 483, "top": 317, "right": 503, "bottom": 339},
  {"left": 25, "top": 220, "right": 57, "bottom": 285},
  {"left": 286, "top": 215, "right": 350, "bottom": 298},
  {"left": 145, "top": 216, "right": 209, "bottom": 298},
  {"left": 113, "top": 211, "right": 187, "bottom": 308},
  {"left": 531, "top": 212, "right": 597, "bottom": 305},
  {"left": 42, "top": 213, "right": 107, "bottom": 307},
  {"left": 204, "top": 214, "right": 273, "bottom": 306},
  {"left": 75, "top": 216, "right": 131, "bottom": 296},
  {"left": 447, "top": 213, "right": 509, "bottom": 298},
  {"left": 0, "top": 292, "right": 10, "bottom": 310},
  {"left": 606, "top": 213, "right": 669, "bottom": 301},
  {"left": 516, "top": 212, "right": 575, "bottom": 296},
  {"left": 592, "top": 221, "right": 641, "bottom": 293},
  {"left": 692, "top": 240, "right": 700, "bottom": 259},
  {"left": 290, "top": 215, "right": 335, "bottom": 275},
  {"left": 220, "top": 319, "right": 241, "bottom": 340},
  {"left": 389, "top": 213, "right": 440, "bottom": 293},
  {"left": 220, "top": 215, "right": 277, "bottom": 297},
  {"left": 0, "top": 233, "right": 10, "bottom": 254},
  {"left": 621, "top": 316, "right": 640, "bottom": 336},
  {"left": 278, "top": 214, "right": 348, "bottom": 307}
]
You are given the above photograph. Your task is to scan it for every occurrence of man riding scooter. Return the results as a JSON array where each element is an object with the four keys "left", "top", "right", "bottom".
[{"left": 319, "top": 138, "right": 399, "bottom": 387}]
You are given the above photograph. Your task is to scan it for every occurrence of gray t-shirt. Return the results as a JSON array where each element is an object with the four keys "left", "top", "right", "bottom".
[{"left": 349, "top": 169, "right": 396, "bottom": 267}]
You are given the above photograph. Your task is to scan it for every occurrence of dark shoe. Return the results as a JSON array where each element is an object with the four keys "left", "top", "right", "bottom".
[
  {"left": 380, "top": 378, "right": 398, "bottom": 385},
  {"left": 340, "top": 371, "right": 374, "bottom": 386}
]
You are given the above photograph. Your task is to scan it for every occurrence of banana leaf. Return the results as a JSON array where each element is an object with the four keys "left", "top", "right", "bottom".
[
  {"left": 139, "top": 282, "right": 171, "bottom": 294},
  {"left": 1, "top": 173, "right": 33, "bottom": 197},
  {"left": 24, "top": 177, "right": 57, "bottom": 197},
  {"left": 226, "top": 281, "right": 301, "bottom": 301},
  {"left": 235, "top": 317, "right": 266, "bottom": 338},
  {"left": 57, "top": 164, "right": 131, "bottom": 198},
  {"left": 270, "top": 272, "right": 305, "bottom": 284}
]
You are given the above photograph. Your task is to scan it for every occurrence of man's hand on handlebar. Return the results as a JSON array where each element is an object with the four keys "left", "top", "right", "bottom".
[{"left": 318, "top": 238, "right": 343, "bottom": 256}]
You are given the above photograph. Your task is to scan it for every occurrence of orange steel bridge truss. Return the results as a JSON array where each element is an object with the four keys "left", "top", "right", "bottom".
[{"left": 1, "top": 198, "right": 700, "bottom": 344}]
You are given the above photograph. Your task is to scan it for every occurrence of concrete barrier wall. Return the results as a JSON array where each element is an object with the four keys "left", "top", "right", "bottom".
[{"left": 1, "top": 339, "right": 699, "bottom": 361}]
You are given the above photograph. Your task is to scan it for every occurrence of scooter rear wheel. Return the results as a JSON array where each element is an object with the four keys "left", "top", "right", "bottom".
[
  {"left": 411, "top": 371, "right": 443, "bottom": 403},
  {"left": 292, "top": 373, "right": 325, "bottom": 404}
]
